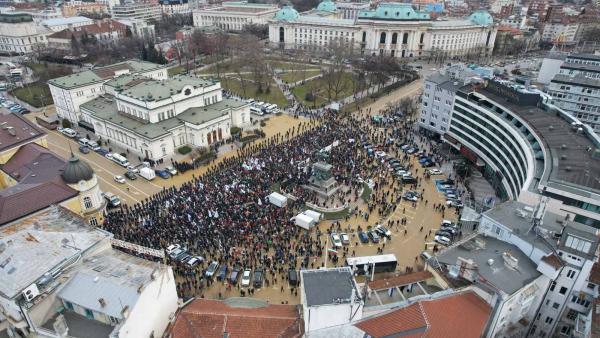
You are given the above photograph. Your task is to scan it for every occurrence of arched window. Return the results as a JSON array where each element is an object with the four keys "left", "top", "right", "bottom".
[
  {"left": 84, "top": 196, "right": 93, "bottom": 209},
  {"left": 279, "top": 27, "right": 285, "bottom": 43},
  {"left": 485, "top": 31, "right": 491, "bottom": 47},
  {"left": 402, "top": 33, "right": 409, "bottom": 44},
  {"left": 362, "top": 31, "right": 366, "bottom": 42},
  {"left": 420, "top": 33, "right": 425, "bottom": 44},
  {"left": 391, "top": 33, "right": 398, "bottom": 44},
  {"left": 380, "top": 32, "right": 386, "bottom": 44}
]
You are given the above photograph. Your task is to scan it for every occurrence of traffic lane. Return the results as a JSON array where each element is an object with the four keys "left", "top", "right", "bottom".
[{"left": 46, "top": 130, "right": 162, "bottom": 204}]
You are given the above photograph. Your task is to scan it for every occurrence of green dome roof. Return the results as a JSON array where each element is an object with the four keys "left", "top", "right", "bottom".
[
  {"left": 358, "top": 3, "right": 430, "bottom": 20},
  {"left": 275, "top": 5, "right": 299, "bottom": 21},
  {"left": 316, "top": 0, "right": 337, "bottom": 12},
  {"left": 469, "top": 10, "right": 493, "bottom": 26}
]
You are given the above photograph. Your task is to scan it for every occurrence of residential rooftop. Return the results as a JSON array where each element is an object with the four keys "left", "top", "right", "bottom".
[
  {"left": 58, "top": 248, "right": 163, "bottom": 320},
  {"left": 301, "top": 267, "right": 360, "bottom": 307},
  {"left": 354, "top": 291, "right": 491, "bottom": 338},
  {"left": 41, "top": 16, "right": 93, "bottom": 27},
  {"left": 459, "top": 81, "right": 600, "bottom": 195},
  {"left": 47, "top": 60, "right": 166, "bottom": 89},
  {"left": 170, "top": 298, "right": 302, "bottom": 338},
  {"left": 81, "top": 95, "right": 246, "bottom": 140},
  {"left": 0, "top": 113, "right": 45, "bottom": 154},
  {"left": 434, "top": 235, "right": 542, "bottom": 295},
  {"left": 0, "top": 206, "right": 110, "bottom": 299}
]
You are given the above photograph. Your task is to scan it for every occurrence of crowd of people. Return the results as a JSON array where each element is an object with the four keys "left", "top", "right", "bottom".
[{"left": 101, "top": 93, "right": 468, "bottom": 301}]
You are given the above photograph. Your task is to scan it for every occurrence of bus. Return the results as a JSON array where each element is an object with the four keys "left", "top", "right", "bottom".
[
  {"left": 345, "top": 254, "right": 398, "bottom": 275},
  {"left": 110, "top": 153, "right": 130, "bottom": 167}
]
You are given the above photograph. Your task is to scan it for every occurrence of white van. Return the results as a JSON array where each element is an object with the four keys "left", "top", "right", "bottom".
[
  {"left": 78, "top": 138, "right": 90, "bottom": 147},
  {"left": 250, "top": 107, "right": 264, "bottom": 116},
  {"left": 61, "top": 128, "right": 77, "bottom": 138},
  {"left": 110, "top": 153, "right": 130, "bottom": 167}
]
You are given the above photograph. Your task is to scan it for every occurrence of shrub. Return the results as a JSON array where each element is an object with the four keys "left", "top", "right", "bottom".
[
  {"left": 178, "top": 145, "right": 192, "bottom": 155},
  {"left": 61, "top": 119, "right": 72, "bottom": 128},
  {"left": 230, "top": 126, "right": 241, "bottom": 135}
]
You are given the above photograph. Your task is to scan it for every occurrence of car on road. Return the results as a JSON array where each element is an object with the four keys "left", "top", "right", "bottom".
[
  {"left": 241, "top": 269, "right": 252, "bottom": 287},
  {"left": 124, "top": 171, "right": 137, "bottom": 180},
  {"left": 95, "top": 148, "right": 110, "bottom": 156},
  {"left": 428, "top": 168, "right": 443, "bottom": 175},
  {"left": 446, "top": 199, "right": 464, "bottom": 208},
  {"left": 331, "top": 232, "right": 343, "bottom": 248},
  {"left": 253, "top": 267, "right": 264, "bottom": 287},
  {"left": 155, "top": 169, "right": 170, "bottom": 179},
  {"left": 105, "top": 153, "right": 113, "bottom": 159},
  {"left": 165, "top": 166, "right": 178, "bottom": 176},
  {"left": 17, "top": 108, "right": 30, "bottom": 114},
  {"left": 375, "top": 225, "right": 392, "bottom": 239},
  {"left": 435, "top": 235, "right": 451, "bottom": 246},
  {"left": 78, "top": 146, "right": 90, "bottom": 154},
  {"left": 358, "top": 231, "right": 369, "bottom": 243},
  {"left": 101, "top": 192, "right": 121, "bottom": 207},
  {"left": 205, "top": 261, "right": 219, "bottom": 278},
  {"left": 114, "top": 175, "right": 126, "bottom": 184},
  {"left": 186, "top": 256, "right": 203, "bottom": 268},
  {"left": 126, "top": 165, "right": 139, "bottom": 173},
  {"left": 368, "top": 230, "right": 380, "bottom": 243},
  {"left": 340, "top": 233, "right": 350, "bottom": 245},
  {"left": 60, "top": 128, "right": 77, "bottom": 138}
]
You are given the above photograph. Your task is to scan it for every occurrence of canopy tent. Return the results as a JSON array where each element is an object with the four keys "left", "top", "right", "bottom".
[{"left": 268, "top": 192, "right": 288, "bottom": 208}]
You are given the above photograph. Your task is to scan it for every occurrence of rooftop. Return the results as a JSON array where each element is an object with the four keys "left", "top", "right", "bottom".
[
  {"left": 358, "top": 3, "right": 430, "bottom": 21},
  {"left": 459, "top": 81, "right": 600, "bottom": 195},
  {"left": 81, "top": 95, "right": 245, "bottom": 140},
  {"left": 41, "top": 16, "right": 93, "bottom": 27},
  {"left": 0, "top": 207, "right": 109, "bottom": 299},
  {"left": 0, "top": 12, "right": 33, "bottom": 23},
  {"left": 435, "top": 235, "right": 542, "bottom": 295},
  {"left": 301, "top": 267, "right": 359, "bottom": 307},
  {"left": 48, "top": 60, "right": 166, "bottom": 89},
  {"left": 171, "top": 298, "right": 302, "bottom": 338},
  {"left": 48, "top": 20, "right": 127, "bottom": 40},
  {"left": 117, "top": 75, "right": 216, "bottom": 102},
  {"left": 58, "top": 248, "right": 162, "bottom": 319},
  {"left": 354, "top": 291, "right": 491, "bottom": 338},
  {"left": 368, "top": 271, "right": 433, "bottom": 291},
  {"left": 0, "top": 113, "right": 45, "bottom": 154}
]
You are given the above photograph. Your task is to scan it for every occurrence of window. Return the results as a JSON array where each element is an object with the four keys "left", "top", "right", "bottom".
[
  {"left": 65, "top": 301, "right": 74, "bottom": 310},
  {"left": 566, "top": 270, "right": 575, "bottom": 279},
  {"left": 566, "top": 309, "right": 578, "bottom": 320},
  {"left": 83, "top": 196, "right": 93, "bottom": 209},
  {"left": 560, "top": 326, "right": 571, "bottom": 335},
  {"left": 552, "top": 302, "right": 560, "bottom": 309},
  {"left": 545, "top": 316, "right": 553, "bottom": 324},
  {"left": 90, "top": 217, "right": 98, "bottom": 226},
  {"left": 85, "top": 308, "right": 94, "bottom": 319},
  {"left": 559, "top": 286, "right": 568, "bottom": 295}
]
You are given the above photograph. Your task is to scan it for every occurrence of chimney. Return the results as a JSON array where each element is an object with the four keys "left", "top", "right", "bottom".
[{"left": 98, "top": 298, "right": 107, "bottom": 307}]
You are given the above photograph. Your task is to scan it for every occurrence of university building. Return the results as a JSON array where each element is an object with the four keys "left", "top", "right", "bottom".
[
  {"left": 269, "top": 1, "right": 497, "bottom": 59},
  {"left": 193, "top": 1, "right": 279, "bottom": 31}
]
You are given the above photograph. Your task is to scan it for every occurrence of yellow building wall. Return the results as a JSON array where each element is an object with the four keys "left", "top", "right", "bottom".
[
  {"left": 0, "top": 136, "right": 49, "bottom": 165},
  {"left": 60, "top": 197, "right": 104, "bottom": 226}
]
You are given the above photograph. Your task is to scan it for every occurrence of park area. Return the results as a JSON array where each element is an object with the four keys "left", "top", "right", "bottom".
[
  {"left": 291, "top": 72, "right": 357, "bottom": 107},
  {"left": 11, "top": 82, "right": 53, "bottom": 108}
]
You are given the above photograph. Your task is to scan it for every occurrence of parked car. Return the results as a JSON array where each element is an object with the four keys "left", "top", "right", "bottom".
[
  {"left": 60, "top": 128, "right": 77, "bottom": 138},
  {"left": 331, "top": 233, "right": 343, "bottom": 248},
  {"left": 217, "top": 265, "right": 228, "bottom": 281},
  {"left": 155, "top": 169, "right": 170, "bottom": 179},
  {"left": 428, "top": 168, "right": 443, "bottom": 175},
  {"left": 288, "top": 269, "right": 298, "bottom": 286},
  {"left": 95, "top": 148, "right": 110, "bottom": 156},
  {"left": 446, "top": 199, "right": 464, "bottom": 208},
  {"left": 340, "top": 233, "right": 350, "bottom": 245},
  {"left": 403, "top": 192, "right": 418, "bottom": 201},
  {"left": 124, "top": 171, "right": 137, "bottom": 180},
  {"left": 436, "top": 230, "right": 454, "bottom": 239},
  {"left": 166, "top": 244, "right": 181, "bottom": 255},
  {"left": 434, "top": 235, "right": 451, "bottom": 246},
  {"left": 375, "top": 225, "right": 392, "bottom": 239},
  {"left": 114, "top": 175, "right": 126, "bottom": 184},
  {"left": 165, "top": 166, "right": 178, "bottom": 176},
  {"left": 358, "top": 231, "right": 369, "bottom": 243},
  {"left": 241, "top": 269, "right": 252, "bottom": 287},
  {"left": 229, "top": 267, "right": 241, "bottom": 284},
  {"left": 205, "top": 261, "right": 219, "bottom": 278},
  {"left": 186, "top": 256, "right": 203, "bottom": 268},
  {"left": 253, "top": 267, "right": 264, "bottom": 287},
  {"left": 101, "top": 192, "right": 120, "bottom": 207},
  {"left": 78, "top": 146, "right": 90, "bottom": 154},
  {"left": 402, "top": 176, "right": 417, "bottom": 184},
  {"left": 368, "top": 230, "right": 380, "bottom": 243}
]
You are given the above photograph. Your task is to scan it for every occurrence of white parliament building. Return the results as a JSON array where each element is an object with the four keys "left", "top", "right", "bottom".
[
  {"left": 269, "top": 1, "right": 497, "bottom": 59},
  {"left": 49, "top": 61, "right": 250, "bottom": 161}
]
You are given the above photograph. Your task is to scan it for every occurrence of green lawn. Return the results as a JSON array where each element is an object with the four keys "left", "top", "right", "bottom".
[
  {"left": 292, "top": 72, "right": 357, "bottom": 107},
  {"left": 27, "top": 63, "right": 46, "bottom": 75},
  {"left": 197, "top": 61, "right": 240, "bottom": 75},
  {"left": 280, "top": 69, "right": 321, "bottom": 84},
  {"left": 268, "top": 60, "right": 319, "bottom": 71},
  {"left": 221, "top": 78, "right": 287, "bottom": 107},
  {"left": 11, "top": 82, "right": 53, "bottom": 107},
  {"left": 168, "top": 65, "right": 187, "bottom": 76}
]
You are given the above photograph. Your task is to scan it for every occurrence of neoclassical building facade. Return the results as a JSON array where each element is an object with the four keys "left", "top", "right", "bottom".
[{"left": 269, "top": 2, "right": 497, "bottom": 59}]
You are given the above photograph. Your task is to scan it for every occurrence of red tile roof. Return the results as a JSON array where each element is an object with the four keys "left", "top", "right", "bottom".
[
  {"left": 171, "top": 299, "right": 303, "bottom": 338},
  {"left": 541, "top": 253, "right": 564, "bottom": 270},
  {"left": 368, "top": 271, "right": 433, "bottom": 291},
  {"left": 48, "top": 20, "right": 126, "bottom": 40},
  {"left": 0, "top": 113, "right": 45, "bottom": 153},
  {"left": 355, "top": 291, "right": 491, "bottom": 338}
]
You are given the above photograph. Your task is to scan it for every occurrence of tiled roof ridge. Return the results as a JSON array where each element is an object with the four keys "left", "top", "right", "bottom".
[
  {"left": 418, "top": 300, "right": 430, "bottom": 334},
  {"left": 183, "top": 310, "right": 298, "bottom": 319}
]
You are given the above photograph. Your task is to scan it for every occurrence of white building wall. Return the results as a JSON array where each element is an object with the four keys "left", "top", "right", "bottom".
[
  {"left": 305, "top": 303, "right": 361, "bottom": 332},
  {"left": 0, "top": 21, "right": 49, "bottom": 54},
  {"left": 116, "top": 267, "right": 178, "bottom": 338}
]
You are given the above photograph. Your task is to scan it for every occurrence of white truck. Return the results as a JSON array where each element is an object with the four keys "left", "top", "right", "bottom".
[{"left": 139, "top": 167, "right": 156, "bottom": 181}]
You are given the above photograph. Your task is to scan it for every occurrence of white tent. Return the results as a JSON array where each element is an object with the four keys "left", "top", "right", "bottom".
[
  {"left": 302, "top": 210, "right": 323, "bottom": 223},
  {"left": 293, "top": 213, "right": 316, "bottom": 230},
  {"left": 268, "top": 192, "right": 288, "bottom": 208}
]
